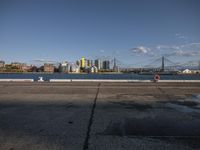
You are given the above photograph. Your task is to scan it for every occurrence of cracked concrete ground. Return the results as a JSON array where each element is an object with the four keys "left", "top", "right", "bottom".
[{"left": 0, "top": 82, "right": 200, "bottom": 150}]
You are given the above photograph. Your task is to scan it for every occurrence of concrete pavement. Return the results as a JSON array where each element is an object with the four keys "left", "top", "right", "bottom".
[{"left": 0, "top": 82, "right": 200, "bottom": 150}]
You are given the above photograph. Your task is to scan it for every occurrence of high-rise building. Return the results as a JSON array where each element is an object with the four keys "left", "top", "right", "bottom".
[
  {"left": 81, "top": 57, "right": 85, "bottom": 68},
  {"left": 84, "top": 59, "right": 88, "bottom": 68},
  {"left": 59, "top": 61, "right": 70, "bottom": 73},
  {"left": 70, "top": 64, "right": 80, "bottom": 73},
  {"left": 87, "top": 60, "right": 92, "bottom": 67},
  {"left": 76, "top": 60, "right": 80, "bottom": 67},
  {"left": 91, "top": 60, "right": 95, "bottom": 66},
  {"left": 95, "top": 59, "right": 102, "bottom": 70},
  {"left": 103, "top": 60, "right": 110, "bottom": 70}
]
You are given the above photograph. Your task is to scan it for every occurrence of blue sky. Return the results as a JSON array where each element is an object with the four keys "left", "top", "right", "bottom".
[{"left": 0, "top": 0, "right": 200, "bottom": 67}]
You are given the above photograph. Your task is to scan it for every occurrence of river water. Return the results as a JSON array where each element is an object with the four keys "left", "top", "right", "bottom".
[{"left": 0, "top": 73, "right": 200, "bottom": 81}]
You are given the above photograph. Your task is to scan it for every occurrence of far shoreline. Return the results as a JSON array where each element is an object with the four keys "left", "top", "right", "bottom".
[
  {"left": 0, "top": 72, "right": 199, "bottom": 76},
  {"left": 0, "top": 72, "right": 124, "bottom": 75}
]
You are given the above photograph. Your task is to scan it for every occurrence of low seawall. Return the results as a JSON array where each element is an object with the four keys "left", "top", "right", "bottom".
[
  {"left": 0, "top": 79, "right": 200, "bottom": 83},
  {"left": 0, "top": 79, "right": 34, "bottom": 82},
  {"left": 50, "top": 79, "right": 200, "bottom": 83}
]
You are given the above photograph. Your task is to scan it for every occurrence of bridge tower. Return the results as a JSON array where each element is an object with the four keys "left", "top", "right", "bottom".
[
  {"left": 113, "top": 58, "right": 117, "bottom": 71},
  {"left": 161, "top": 56, "right": 165, "bottom": 72},
  {"left": 113, "top": 58, "right": 116, "bottom": 69},
  {"left": 198, "top": 60, "right": 200, "bottom": 70}
]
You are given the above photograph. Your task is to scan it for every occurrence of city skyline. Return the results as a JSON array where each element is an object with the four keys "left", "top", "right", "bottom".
[{"left": 1, "top": 0, "right": 200, "bottom": 66}]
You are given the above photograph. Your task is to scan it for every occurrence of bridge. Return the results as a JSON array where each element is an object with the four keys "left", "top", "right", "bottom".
[{"left": 110, "top": 57, "right": 200, "bottom": 72}]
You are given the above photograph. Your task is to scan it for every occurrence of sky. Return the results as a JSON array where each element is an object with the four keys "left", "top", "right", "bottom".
[{"left": 0, "top": 0, "right": 200, "bottom": 67}]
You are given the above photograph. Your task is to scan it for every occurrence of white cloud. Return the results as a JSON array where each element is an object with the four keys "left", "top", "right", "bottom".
[
  {"left": 186, "top": 43, "right": 200, "bottom": 48},
  {"left": 131, "top": 46, "right": 151, "bottom": 54},
  {"left": 175, "top": 33, "right": 187, "bottom": 39},
  {"left": 175, "top": 50, "right": 200, "bottom": 57},
  {"left": 190, "top": 42, "right": 200, "bottom": 45},
  {"left": 156, "top": 41, "right": 200, "bottom": 58},
  {"left": 32, "top": 59, "right": 57, "bottom": 63},
  {"left": 164, "top": 50, "right": 200, "bottom": 57},
  {"left": 99, "top": 49, "right": 105, "bottom": 53},
  {"left": 156, "top": 45, "right": 180, "bottom": 50},
  {"left": 130, "top": 41, "right": 200, "bottom": 58}
]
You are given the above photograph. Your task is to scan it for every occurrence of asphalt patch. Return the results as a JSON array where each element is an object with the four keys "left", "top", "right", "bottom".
[
  {"left": 101, "top": 116, "right": 200, "bottom": 148},
  {"left": 102, "top": 116, "right": 200, "bottom": 137},
  {"left": 158, "top": 100, "right": 199, "bottom": 107}
]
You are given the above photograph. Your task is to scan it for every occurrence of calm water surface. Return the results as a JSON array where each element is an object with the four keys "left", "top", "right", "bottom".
[{"left": 0, "top": 73, "right": 200, "bottom": 81}]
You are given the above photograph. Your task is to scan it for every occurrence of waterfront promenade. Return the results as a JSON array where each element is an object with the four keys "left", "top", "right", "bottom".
[{"left": 0, "top": 82, "right": 200, "bottom": 150}]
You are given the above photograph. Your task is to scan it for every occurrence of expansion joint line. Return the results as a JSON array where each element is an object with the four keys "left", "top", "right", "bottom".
[
  {"left": 156, "top": 84, "right": 173, "bottom": 100},
  {"left": 156, "top": 84, "right": 166, "bottom": 95},
  {"left": 83, "top": 83, "right": 101, "bottom": 150}
]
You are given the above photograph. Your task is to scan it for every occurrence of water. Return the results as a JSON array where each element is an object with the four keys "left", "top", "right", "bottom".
[{"left": 0, "top": 73, "right": 200, "bottom": 81}]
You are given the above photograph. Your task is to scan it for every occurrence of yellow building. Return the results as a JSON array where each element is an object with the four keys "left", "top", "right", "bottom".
[{"left": 81, "top": 57, "right": 85, "bottom": 68}]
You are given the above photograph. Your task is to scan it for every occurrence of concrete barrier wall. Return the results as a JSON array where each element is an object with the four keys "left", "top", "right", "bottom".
[
  {"left": 0, "top": 79, "right": 34, "bottom": 82},
  {"left": 50, "top": 79, "right": 71, "bottom": 82},
  {"left": 158, "top": 80, "right": 200, "bottom": 83},
  {"left": 0, "top": 78, "right": 200, "bottom": 83},
  {"left": 71, "top": 79, "right": 152, "bottom": 82},
  {"left": 50, "top": 79, "right": 200, "bottom": 83}
]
